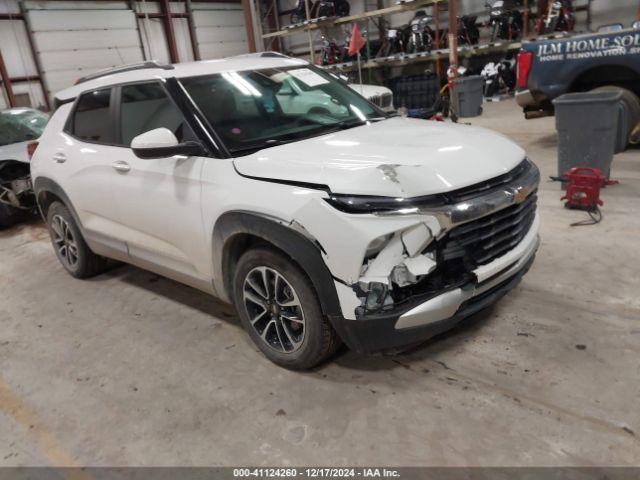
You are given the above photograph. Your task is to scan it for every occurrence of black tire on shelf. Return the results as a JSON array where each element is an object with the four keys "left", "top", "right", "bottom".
[
  {"left": 233, "top": 247, "right": 341, "bottom": 370},
  {"left": 593, "top": 86, "right": 640, "bottom": 150},
  {"left": 290, "top": 11, "right": 302, "bottom": 25},
  {"left": 46, "top": 201, "right": 109, "bottom": 279}
]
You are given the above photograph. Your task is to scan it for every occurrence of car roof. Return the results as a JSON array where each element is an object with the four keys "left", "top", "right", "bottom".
[{"left": 54, "top": 52, "right": 308, "bottom": 103}]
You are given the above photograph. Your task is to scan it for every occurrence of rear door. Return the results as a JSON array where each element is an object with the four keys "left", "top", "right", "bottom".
[
  {"left": 57, "top": 87, "right": 126, "bottom": 255},
  {"left": 109, "top": 81, "right": 210, "bottom": 286}
]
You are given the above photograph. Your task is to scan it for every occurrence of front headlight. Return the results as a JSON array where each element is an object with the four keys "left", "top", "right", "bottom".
[{"left": 324, "top": 193, "right": 446, "bottom": 214}]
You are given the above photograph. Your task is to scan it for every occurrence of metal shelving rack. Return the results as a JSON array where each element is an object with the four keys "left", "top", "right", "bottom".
[
  {"left": 262, "top": 0, "right": 446, "bottom": 38},
  {"left": 258, "top": 0, "right": 594, "bottom": 74},
  {"left": 322, "top": 40, "right": 524, "bottom": 72}
]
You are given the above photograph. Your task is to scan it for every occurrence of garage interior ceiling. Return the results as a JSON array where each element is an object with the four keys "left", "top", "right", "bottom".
[{"left": 0, "top": 0, "right": 251, "bottom": 110}]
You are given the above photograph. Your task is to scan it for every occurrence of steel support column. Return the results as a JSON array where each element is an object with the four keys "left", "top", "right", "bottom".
[
  {"left": 0, "top": 49, "right": 17, "bottom": 107},
  {"left": 448, "top": 0, "right": 458, "bottom": 74},
  {"left": 18, "top": 0, "right": 51, "bottom": 110},
  {"left": 185, "top": 0, "right": 201, "bottom": 60},
  {"left": 160, "top": 0, "right": 179, "bottom": 63},
  {"left": 241, "top": 0, "right": 257, "bottom": 52}
]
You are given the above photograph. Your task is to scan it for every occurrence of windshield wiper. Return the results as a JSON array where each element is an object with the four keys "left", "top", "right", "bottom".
[{"left": 229, "top": 138, "right": 293, "bottom": 155}]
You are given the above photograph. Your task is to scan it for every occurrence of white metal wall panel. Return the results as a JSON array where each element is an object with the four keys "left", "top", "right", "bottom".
[
  {"left": 39, "top": 47, "right": 143, "bottom": 71},
  {"left": 174, "top": 17, "right": 195, "bottom": 62},
  {"left": 27, "top": 8, "right": 144, "bottom": 98},
  {"left": 35, "top": 29, "right": 141, "bottom": 52},
  {"left": 192, "top": 3, "right": 248, "bottom": 59},
  {"left": 0, "top": 20, "right": 39, "bottom": 77},
  {"left": 0, "top": 0, "right": 19, "bottom": 14},
  {"left": 12, "top": 80, "right": 48, "bottom": 110},
  {"left": 137, "top": 17, "right": 171, "bottom": 63},
  {"left": 23, "top": 1, "right": 129, "bottom": 11},
  {"left": 195, "top": 25, "right": 246, "bottom": 43},
  {"left": 28, "top": 9, "right": 135, "bottom": 30}
]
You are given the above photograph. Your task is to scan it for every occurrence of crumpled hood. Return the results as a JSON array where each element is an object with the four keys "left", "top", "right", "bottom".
[
  {"left": 233, "top": 117, "right": 526, "bottom": 197},
  {"left": 0, "top": 140, "right": 31, "bottom": 164}
]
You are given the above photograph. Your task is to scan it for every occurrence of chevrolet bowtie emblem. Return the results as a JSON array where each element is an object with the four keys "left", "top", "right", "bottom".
[{"left": 511, "top": 186, "right": 528, "bottom": 204}]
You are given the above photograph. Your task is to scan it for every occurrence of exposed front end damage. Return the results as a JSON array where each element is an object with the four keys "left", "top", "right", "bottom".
[
  {"left": 0, "top": 161, "right": 35, "bottom": 226},
  {"left": 292, "top": 158, "right": 541, "bottom": 353}
]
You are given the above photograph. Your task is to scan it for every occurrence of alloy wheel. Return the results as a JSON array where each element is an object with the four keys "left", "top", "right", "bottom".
[
  {"left": 51, "top": 215, "right": 79, "bottom": 269},
  {"left": 242, "top": 266, "right": 306, "bottom": 353}
]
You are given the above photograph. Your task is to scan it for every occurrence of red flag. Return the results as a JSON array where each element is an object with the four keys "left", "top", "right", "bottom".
[{"left": 348, "top": 23, "right": 366, "bottom": 57}]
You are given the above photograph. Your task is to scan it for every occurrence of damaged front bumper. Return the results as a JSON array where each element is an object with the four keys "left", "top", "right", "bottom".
[
  {"left": 325, "top": 159, "right": 541, "bottom": 353},
  {"left": 332, "top": 217, "right": 540, "bottom": 353}
]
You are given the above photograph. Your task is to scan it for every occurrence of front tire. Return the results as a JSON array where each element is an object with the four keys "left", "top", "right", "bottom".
[
  {"left": 46, "top": 201, "right": 109, "bottom": 278},
  {"left": 233, "top": 247, "right": 340, "bottom": 370}
]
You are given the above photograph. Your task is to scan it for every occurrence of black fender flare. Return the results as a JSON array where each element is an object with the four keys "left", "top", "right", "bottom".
[
  {"left": 32, "top": 176, "right": 83, "bottom": 229},
  {"left": 212, "top": 211, "right": 344, "bottom": 321}
]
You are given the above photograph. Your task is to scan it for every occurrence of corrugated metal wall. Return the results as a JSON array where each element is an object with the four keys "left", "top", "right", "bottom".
[
  {"left": 26, "top": 3, "right": 145, "bottom": 98},
  {"left": 0, "top": 0, "right": 250, "bottom": 109},
  {"left": 192, "top": 2, "right": 248, "bottom": 58},
  {"left": 0, "top": 0, "right": 46, "bottom": 109}
]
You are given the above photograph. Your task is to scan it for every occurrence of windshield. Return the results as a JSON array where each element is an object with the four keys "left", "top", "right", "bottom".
[
  {"left": 0, "top": 109, "right": 48, "bottom": 146},
  {"left": 180, "top": 66, "right": 386, "bottom": 155}
]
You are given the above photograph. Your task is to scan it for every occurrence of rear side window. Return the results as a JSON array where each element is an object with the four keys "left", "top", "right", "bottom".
[
  {"left": 71, "top": 89, "right": 112, "bottom": 143},
  {"left": 119, "top": 82, "right": 195, "bottom": 147}
]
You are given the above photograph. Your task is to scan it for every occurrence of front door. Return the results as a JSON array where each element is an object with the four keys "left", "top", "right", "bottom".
[{"left": 109, "top": 81, "right": 210, "bottom": 287}]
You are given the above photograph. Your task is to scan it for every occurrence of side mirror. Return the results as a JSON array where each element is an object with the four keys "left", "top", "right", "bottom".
[
  {"left": 597, "top": 23, "right": 624, "bottom": 33},
  {"left": 131, "top": 127, "right": 205, "bottom": 159},
  {"left": 633, "top": 21, "right": 640, "bottom": 29}
]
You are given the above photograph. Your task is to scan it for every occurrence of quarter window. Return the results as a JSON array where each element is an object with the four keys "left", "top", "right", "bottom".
[
  {"left": 119, "top": 83, "right": 195, "bottom": 147},
  {"left": 72, "top": 89, "right": 112, "bottom": 143}
]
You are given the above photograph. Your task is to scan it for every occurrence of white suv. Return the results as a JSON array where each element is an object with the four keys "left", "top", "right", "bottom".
[{"left": 31, "top": 53, "right": 540, "bottom": 369}]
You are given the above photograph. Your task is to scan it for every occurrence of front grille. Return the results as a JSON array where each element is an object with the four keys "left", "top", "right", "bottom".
[
  {"left": 442, "top": 159, "right": 532, "bottom": 204},
  {"left": 385, "top": 158, "right": 533, "bottom": 210},
  {"left": 439, "top": 192, "right": 537, "bottom": 268}
]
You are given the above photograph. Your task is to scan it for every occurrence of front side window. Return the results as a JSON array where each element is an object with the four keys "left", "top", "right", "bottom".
[
  {"left": 120, "top": 82, "right": 195, "bottom": 147},
  {"left": 180, "top": 66, "right": 386, "bottom": 155},
  {"left": 72, "top": 89, "right": 112, "bottom": 143}
]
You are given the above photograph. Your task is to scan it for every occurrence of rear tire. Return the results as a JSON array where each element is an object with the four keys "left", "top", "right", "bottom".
[
  {"left": 593, "top": 86, "right": 640, "bottom": 150},
  {"left": 46, "top": 201, "right": 109, "bottom": 278},
  {"left": 233, "top": 247, "right": 340, "bottom": 370}
]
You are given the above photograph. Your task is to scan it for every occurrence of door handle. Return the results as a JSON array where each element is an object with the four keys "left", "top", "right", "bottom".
[
  {"left": 112, "top": 161, "right": 131, "bottom": 173},
  {"left": 53, "top": 153, "right": 67, "bottom": 163}
]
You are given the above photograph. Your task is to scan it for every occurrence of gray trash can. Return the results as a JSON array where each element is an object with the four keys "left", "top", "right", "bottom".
[
  {"left": 453, "top": 75, "right": 483, "bottom": 118},
  {"left": 614, "top": 100, "right": 629, "bottom": 154},
  {"left": 553, "top": 91, "right": 621, "bottom": 179}
]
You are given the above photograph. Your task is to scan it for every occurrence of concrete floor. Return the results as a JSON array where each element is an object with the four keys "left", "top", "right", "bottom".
[{"left": 1, "top": 99, "right": 639, "bottom": 467}]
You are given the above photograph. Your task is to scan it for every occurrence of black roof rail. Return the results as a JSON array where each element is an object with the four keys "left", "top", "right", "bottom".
[
  {"left": 75, "top": 62, "right": 174, "bottom": 85},
  {"left": 260, "top": 51, "right": 289, "bottom": 58}
]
